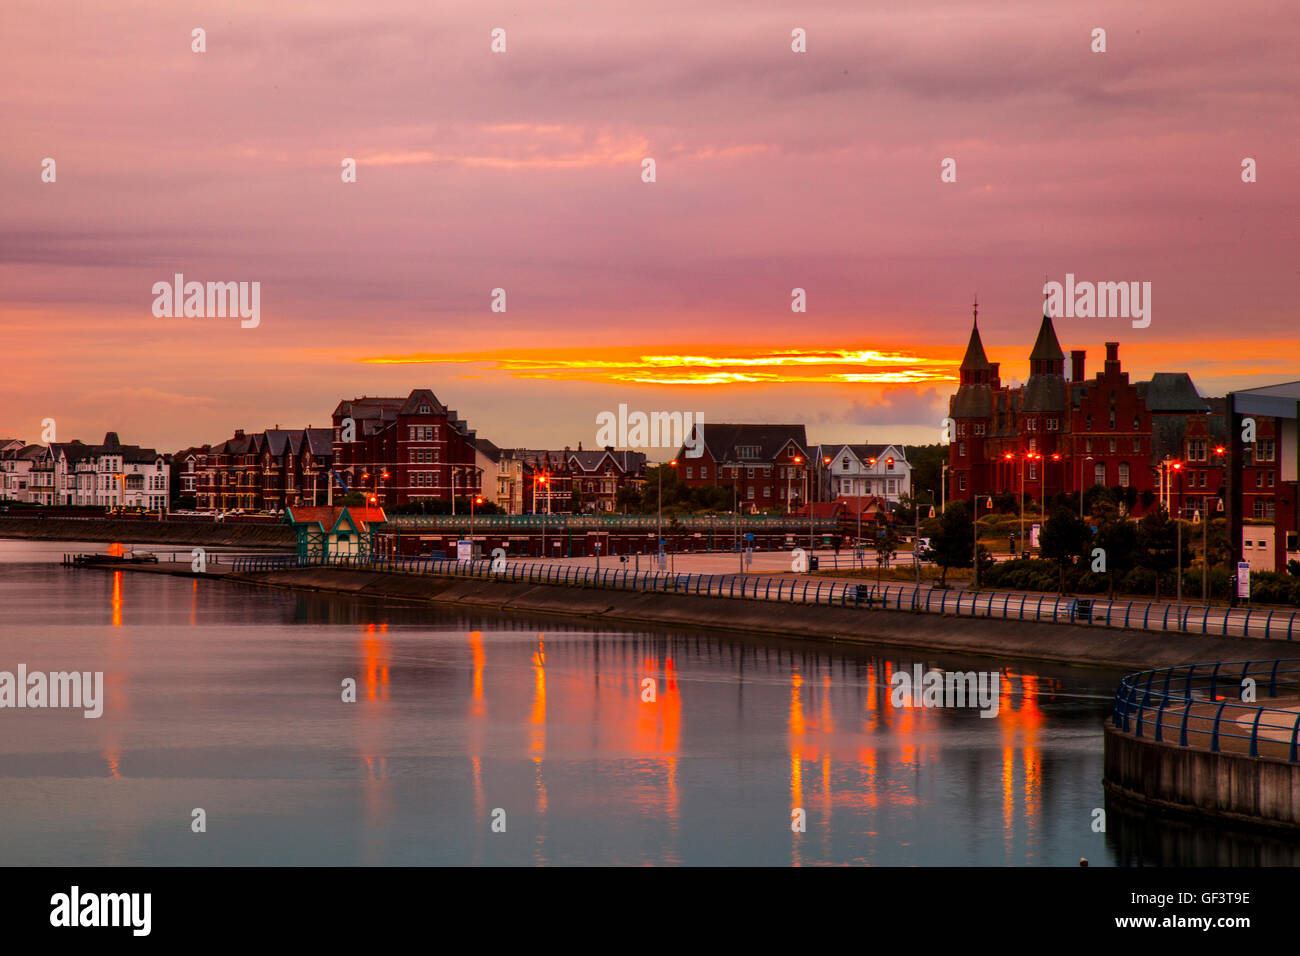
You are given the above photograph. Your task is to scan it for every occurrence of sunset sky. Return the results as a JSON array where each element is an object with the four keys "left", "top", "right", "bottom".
[{"left": 3, "top": 0, "right": 1299, "bottom": 456}]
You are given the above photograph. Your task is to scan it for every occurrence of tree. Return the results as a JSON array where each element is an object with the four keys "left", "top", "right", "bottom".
[
  {"left": 993, "top": 491, "right": 1017, "bottom": 514},
  {"left": 1040, "top": 505, "right": 1091, "bottom": 594},
  {"left": 1093, "top": 506, "right": 1137, "bottom": 599},
  {"left": 928, "top": 501, "right": 974, "bottom": 587},
  {"left": 1137, "top": 508, "right": 1189, "bottom": 601},
  {"left": 903, "top": 444, "right": 947, "bottom": 502}
]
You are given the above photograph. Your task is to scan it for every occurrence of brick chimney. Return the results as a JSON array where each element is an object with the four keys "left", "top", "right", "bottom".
[
  {"left": 1071, "top": 350, "right": 1086, "bottom": 382},
  {"left": 234, "top": 429, "right": 245, "bottom": 439},
  {"left": 1104, "top": 342, "right": 1120, "bottom": 374}
]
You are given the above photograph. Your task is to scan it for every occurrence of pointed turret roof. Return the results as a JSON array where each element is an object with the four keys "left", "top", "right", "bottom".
[
  {"left": 1029, "top": 312, "right": 1064, "bottom": 362},
  {"left": 960, "top": 323, "right": 991, "bottom": 371}
]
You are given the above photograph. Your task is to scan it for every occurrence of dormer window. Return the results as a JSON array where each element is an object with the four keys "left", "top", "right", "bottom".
[{"left": 418, "top": 404, "right": 431, "bottom": 414}]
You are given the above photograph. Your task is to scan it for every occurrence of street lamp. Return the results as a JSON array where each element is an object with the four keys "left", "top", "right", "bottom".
[
  {"left": 785, "top": 455, "right": 795, "bottom": 515},
  {"left": 1171, "top": 461, "right": 1184, "bottom": 605},
  {"left": 914, "top": 491, "right": 936, "bottom": 588},
  {"left": 1079, "top": 455, "right": 1094, "bottom": 519},
  {"left": 470, "top": 494, "right": 483, "bottom": 560},
  {"left": 973, "top": 496, "right": 993, "bottom": 590},
  {"left": 657, "top": 459, "right": 677, "bottom": 564},
  {"left": 537, "top": 472, "right": 549, "bottom": 558}
]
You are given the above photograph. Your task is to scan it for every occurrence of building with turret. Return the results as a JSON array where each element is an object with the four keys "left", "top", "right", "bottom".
[{"left": 947, "top": 301, "right": 1238, "bottom": 522}]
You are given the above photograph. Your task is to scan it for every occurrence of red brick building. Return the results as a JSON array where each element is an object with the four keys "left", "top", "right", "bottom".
[
  {"left": 673, "top": 424, "right": 810, "bottom": 513},
  {"left": 947, "top": 305, "right": 1231, "bottom": 516},
  {"left": 194, "top": 428, "right": 334, "bottom": 512},
  {"left": 330, "top": 389, "right": 482, "bottom": 506}
]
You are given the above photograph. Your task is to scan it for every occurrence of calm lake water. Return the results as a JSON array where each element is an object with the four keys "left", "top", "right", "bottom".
[{"left": 0, "top": 538, "right": 1294, "bottom": 865}]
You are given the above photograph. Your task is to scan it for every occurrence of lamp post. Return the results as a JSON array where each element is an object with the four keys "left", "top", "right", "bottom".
[
  {"left": 973, "top": 496, "right": 992, "bottom": 590},
  {"left": 470, "top": 494, "right": 482, "bottom": 560},
  {"left": 733, "top": 469, "right": 742, "bottom": 572},
  {"left": 1171, "top": 461, "right": 1184, "bottom": 605},
  {"left": 657, "top": 459, "right": 677, "bottom": 564},
  {"left": 537, "top": 472, "right": 549, "bottom": 558},
  {"left": 1079, "top": 455, "right": 1094, "bottom": 519},
  {"left": 914, "top": 492, "right": 936, "bottom": 588}
]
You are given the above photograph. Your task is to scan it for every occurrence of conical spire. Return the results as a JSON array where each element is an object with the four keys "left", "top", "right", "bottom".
[
  {"left": 1028, "top": 311, "right": 1064, "bottom": 363},
  {"left": 960, "top": 296, "right": 991, "bottom": 373}
]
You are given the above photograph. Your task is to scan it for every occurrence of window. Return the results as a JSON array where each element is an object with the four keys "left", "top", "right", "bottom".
[
  {"left": 737, "top": 445, "right": 760, "bottom": 459},
  {"left": 1132, "top": 438, "right": 1141, "bottom": 453},
  {"left": 685, "top": 467, "right": 693, "bottom": 479},
  {"left": 1026, "top": 419, "right": 1037, "bottom": 432},
  {"left": 957, "top": 423, "right": 967, "bottom": 438},
  {"left": 841, "top": 457, "right": 850, "bottom": 470},
  {"left": 1109, "top": 438, "right": 1117, "bottom": 454},
  {"left": 1028, "top": 463, "right": 1037, "bottom": 480},
  {"left": 1259, "top": 439, "right": 1276, "bottom": 461},
  {"left": 1199, "top": 471, "right": 1207, "bottom": 488},
  {"left": 958, "top": 473, "right": 967, "bottom": 491},
  {"left": 1085, "top": 438, "right": 1093, "bottom": 454},
  {"left": 974, "top": 423, "right": 985, "bottom": 436},
  {"left": 1118, "top": 463, "right": 1130, "bottom": 487},
  {"left": 958, "top": 442, "right": 966, "bottom": 458},
  {"left": 1028, "top": 437, "right": 1037, "bottom": 452},
  {"left": 1188, "top": 440, "right": 1206, "bottom": 461},
  {"left": 1133, "top": 415, "right": 1140, "bottom": 430},
  {"left": 1047, "top": 418, "right": 1059, "bottom": 431},
  {"left": 747, "top": 467, "right": 755, "bottom": 479},
  {"left": 762, "top": 487, "right": 770, "bottom": 497},
  {"left": 418, "top": 403, "right": 431, "bottom": 413},
  {"left": 1255, "top": 500, "right": 1275, "bottom": 519},
  {"left": 1095, "top": 463, "right": 1106, "bottom": 485},
  {"left": 1109, "top": 411, "right": 1116, "bottom": 430},
  {"left": 841, "top": 479, "right": 851, "bottom": 493},
  {"left": 1086, "top": 414, "right": 1093, "bottom": 430},
  {"left": 1268, "top": 473, "right": 1275, "bottom": 488},
  {"left": 747, "top": 487, "right": 754, "bottom": 499},
  {"left": 886, "top": 459, "right": 895, "bottom": 470},
  {"left": 700, "top": 467, "right": 708, "bottom": 479},
  {"left": 1256, "top": 472, "right": 1263, "bottom": 488}
]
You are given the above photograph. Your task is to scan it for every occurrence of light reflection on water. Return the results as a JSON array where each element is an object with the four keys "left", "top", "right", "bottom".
[{"left": 0, "top": 550, "right": 1293, "bottom": 865}]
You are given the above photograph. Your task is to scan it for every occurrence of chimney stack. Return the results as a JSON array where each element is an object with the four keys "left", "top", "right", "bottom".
[
  {"left": 1105, "top": 342, "right": 1120, "bottom": 373},
  {"left": 1071, "top": 350, "right": 1086, "bottom": 382}
]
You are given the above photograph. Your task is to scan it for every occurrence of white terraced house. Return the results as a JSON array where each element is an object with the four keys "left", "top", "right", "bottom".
[{"left": 48, "top": 432, "right": 169, "bottom": 509}]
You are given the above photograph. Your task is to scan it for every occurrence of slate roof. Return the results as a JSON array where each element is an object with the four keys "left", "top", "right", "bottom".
[
  {"left": 1139, "top": 373, "right": 1209, "bottom": 413},
  {"left": 960, "top": 324, "right": 991, "bottom": 371},
  {"left": 689, "top": 424, "right": 808, "bottom": 462},
  {"left": 1028, "top": 313, "right": 1065, "bottom": 362}
]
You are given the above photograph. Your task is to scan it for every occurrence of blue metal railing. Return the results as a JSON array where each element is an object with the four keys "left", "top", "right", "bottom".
[
  {"left": 225, "top": 552, "right": 1300, "bottom": 641},
  {"left": 1111, "top": 659, "right": 1300, "bottom": 763}
]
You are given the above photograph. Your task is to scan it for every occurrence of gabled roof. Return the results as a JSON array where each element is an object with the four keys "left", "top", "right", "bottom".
[
  {"left": 286, "top": 505, "right": 387, "bottom": 533},
  {"left": 475, "top": 437, "right": 502, "bottom": 463},
  {"left": 688, "top": 424, "right": 807, "bottom": 462},
  {"left": 567, "top": 449, "right": 648, "bottom": 474}
]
